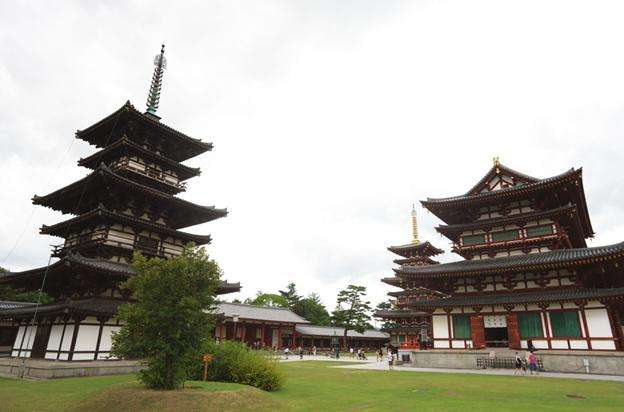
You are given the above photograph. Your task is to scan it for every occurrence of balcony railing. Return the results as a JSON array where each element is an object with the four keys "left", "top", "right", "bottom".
[
  {"left": 112, "top": 159, "right": 187, "bottom": 191},
  {"left": 53, "top": 232, "right": 182, "bottom": 258}
]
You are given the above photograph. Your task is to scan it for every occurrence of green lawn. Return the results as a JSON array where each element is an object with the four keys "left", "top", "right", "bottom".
[{"left": 1, "top": 361, "right": 623, "bottom": 411}]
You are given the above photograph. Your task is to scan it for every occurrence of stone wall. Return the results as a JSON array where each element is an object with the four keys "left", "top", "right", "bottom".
[
  {"left": 0, "top": 358, "right": 144, "bottom": 379},
  {"left": 405, "top": 349, "right": 624, "bottom": 375}
]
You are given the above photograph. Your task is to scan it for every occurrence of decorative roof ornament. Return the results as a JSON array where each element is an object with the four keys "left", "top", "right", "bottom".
[
  {"left": 411, "top": 204, "right": 420, "bottom": 245},
  {"left": 145, "top": 44, "right": 167, "bottom": 119},
  {"left": 493, "top": 156, "right": 500, "bottom": 167}
]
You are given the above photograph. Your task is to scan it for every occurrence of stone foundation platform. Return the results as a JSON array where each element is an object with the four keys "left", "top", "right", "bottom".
[
  {"left": 0, "top": 358, "right": 144, "bottom": 379},
  {"left": 400, "top": 349, "right": 624, "bottom": 375}
]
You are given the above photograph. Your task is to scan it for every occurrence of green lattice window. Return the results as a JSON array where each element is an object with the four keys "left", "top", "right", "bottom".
[
  {"left": 491, "top": 230, "right": 520, "bottom": 242},
  {"left": 518, "top": 312, "right": 543, "bottom": 338},
  {"left": 526, "top": 225, "right": 554, "bottom": 237},
  {"left": 462, "top": 234, "right": 485, "bottom": 246},
  {"left": 549, "top": 311, "right": 582, "bottom": 338},
  {"left": 398, "top": 335, "right": 406, "bottom": 343},
  {"left": 452, "top": 315, "right": 472, "bottom": 339}
]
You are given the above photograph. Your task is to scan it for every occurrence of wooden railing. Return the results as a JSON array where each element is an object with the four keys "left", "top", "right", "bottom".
[
  {"left": 112, "top": 159, "right": 186, "bottom": 191},
  {"left": 53, "top": 232, "right": 182, "bottom": 258}
]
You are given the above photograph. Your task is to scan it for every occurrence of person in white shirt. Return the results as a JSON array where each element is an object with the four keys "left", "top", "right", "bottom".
[
  {"left": 387, "top": 351, "right": 394, "bottom": 370},
  {"left": 284, "top": 347, "right": 290, "bottom": 359}
]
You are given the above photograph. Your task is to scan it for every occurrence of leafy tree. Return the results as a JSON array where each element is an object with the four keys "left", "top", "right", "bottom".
[
  {"left": 278, "top": 282, "right": 301, "bottom": 309},
  {"left": 231, "top": 298, "right": 242, "bottom": 304},
  {"left": 331, "top": 285, "right": 372, "bottom": 347},
  {"left": 111, "top": 246, "right": 221, "bottom": 390},
  {"left": 375, "top": 300, "right": 398, "bottom": 330},
  {"left": 244, "top": 293, "right": 288, "bottom": 308},
  {"left": 294, "top": 293, "right": 331, "bottom": 325}
]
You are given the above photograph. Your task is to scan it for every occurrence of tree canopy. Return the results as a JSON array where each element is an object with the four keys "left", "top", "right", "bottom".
[
  {"left": 112, "top": 246, "right": 222, "bottom": 390},
  {"left": 278, "top": 283, "right": 301, "bottom": 309},
  {"left": 245, "top": 293, "right": 289, "bottom": 308},
  {"left": 294, "top": 293, "right": 331, "bottom": 326},
  {"left": 0, "top": 266, "right": 54, "bottom": 305},
  {"left": 332, "top": 285, "right": 372, "bottom": 346}
]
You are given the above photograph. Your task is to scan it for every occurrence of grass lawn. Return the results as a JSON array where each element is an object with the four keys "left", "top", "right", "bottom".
[{"left": 1, "top": 361, "right": 624, "bottom": 411}]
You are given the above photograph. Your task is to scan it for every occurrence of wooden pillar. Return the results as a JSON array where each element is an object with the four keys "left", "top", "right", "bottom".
[
  {"left": 540, "top": 304, "right": 552, "bottom": 349},
  {"left": 470, "top": 315, "right": 486, "bottom": 349},
  {"left": 93, "top": 317, "right": 106, "bottom": 360},
  {"left": 260, "top": 322, "right": 265, "bottom": 347},
  {"left": 292, "top": 325, "right": 297, "bottom": 349},
  {"left": 506, "top": 313, "right": 521, "bottom": 349},
  {"left": 578, "top": 305, "right": 592, "bottom": 350},
  {"left": 241, "top": 321, "right": 246, "bottom": 344}
]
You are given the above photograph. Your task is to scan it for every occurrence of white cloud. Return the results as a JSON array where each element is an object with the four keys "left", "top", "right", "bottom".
[{"left": 1, "top": 0, "right": 623, "bottom": 310}]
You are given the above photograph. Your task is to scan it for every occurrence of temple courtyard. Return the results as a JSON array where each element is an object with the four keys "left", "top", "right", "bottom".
[{"left": 2, "top": 360, "right": 623, "bottom": 411}]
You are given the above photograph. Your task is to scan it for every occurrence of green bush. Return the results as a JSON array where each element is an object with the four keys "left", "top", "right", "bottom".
[{"left": 191, "top": 341, "right": 283, "bottom": 391}]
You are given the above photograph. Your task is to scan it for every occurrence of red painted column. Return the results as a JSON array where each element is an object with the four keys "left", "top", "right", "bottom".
[
  {"left": 506, "top": 313, "right": 521, "bottom": 349},
  {"left": 470, "top": 315, "right": 486, "bottom": 349}
]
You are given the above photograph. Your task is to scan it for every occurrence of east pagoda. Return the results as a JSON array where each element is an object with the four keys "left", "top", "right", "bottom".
[
  {"left": 379, "top": 159, "right": 624, "bottom": 354},
  {"left": 0, "top": 45, "right": 240, "bottom": 361},
  {"left": 376, "top": 206, "right": 445, "bottom": 350}
]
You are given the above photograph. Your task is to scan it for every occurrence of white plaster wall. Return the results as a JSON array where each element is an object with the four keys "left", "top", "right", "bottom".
[
  {"left": 434, "top": 340, "right": 450, "bottom": 348},
  {"left": 550, "top": 340, "right": 568, "bottom": 349},
  {"left": 73, "top": 324, "right": 100, "bottom": 360},
  {"left": 591, "top": 340, "right": 616, "bottom": 350},
  {"left": 60, "top": 324, "right": 75, "bottom": 351},
  {"left": 585, "top": 300, "right": 603, "bottom": 309},
  {"left": 451, "top": 340, "right": 465, "bottom": 348},
  {"left": 586, "top": 309, "right": 613, "bottom": 337},
  {"left": 569, "top": 340, "right": 588, "bottom": 350},
  {"left": 44, "top": 325, "right": 65, "bottom": 359},
  {"left": 12, "top": 326, "right": 25, "bottom": 351},
  {"left": 562, "top": 302, "right": 576, "bottom": 309},
  {"left": 432, "top": 316, "right": 449, "bottom": 339},
  {"left": 97, "top": 326, "right": 121, "bottom": 359},
  {"left": 46, "top": 325, "right": 64, "bottom": 351}
]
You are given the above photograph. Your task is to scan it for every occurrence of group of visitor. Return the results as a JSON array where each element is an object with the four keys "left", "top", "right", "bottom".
[
  {"left": 514, "top": 351, "right": 539, "bottom": 375},
  {"left": 348, "top": 347, "right": 370, "bottom": 360}
]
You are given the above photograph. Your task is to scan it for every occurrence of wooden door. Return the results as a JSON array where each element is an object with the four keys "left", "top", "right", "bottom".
[
  {"left": 506, "top": 313, "right": 521, "bottom": 349},
  {"left": 470, "top": 315, "right": 486, "bottom": 349}
]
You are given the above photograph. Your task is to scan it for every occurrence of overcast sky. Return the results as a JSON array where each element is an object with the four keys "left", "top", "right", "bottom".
[{"left": 1, "top": 1, "right": 623, "bottom": 315}]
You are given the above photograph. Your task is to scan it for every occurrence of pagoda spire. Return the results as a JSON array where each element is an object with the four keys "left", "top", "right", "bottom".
[
  {"left": 411, "top": 204, "right": 420, "bottom": 244},
  {"left": 145, "top": 44, "right": 167, "bottom": 119}
]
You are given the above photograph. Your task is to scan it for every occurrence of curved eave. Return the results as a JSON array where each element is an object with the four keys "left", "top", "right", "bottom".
[
  {"left": 387, "top": 241, "right": 444, "bottom": 258},
  {"left": 421, "top": 168, "right": 593, "bottom": 236},
  {"left": 394, "top": 241, "right": 624, "bottom": 278},
  {"left": 78, "top": 136, "right": 201, "bottom": 181},
  {"left": 408, "top": 287, "right": 624, "bottom": 308},
  {"left": 216, "top": 282, "right": 241, "bottom": 295},
  {"left": 393, "top": 256, "right": 440, "bottom": 266},
  {"left": 381, "top": 277, "right": 402, "bottom": 287},
  {"left": 75, "top": 101, "right": 211, "bottom": 162},
  {"left": 40, "top": 206, "right": 211, "bottom": 245},
  {"left": 435, "top": 205, "right": 581, "bottom": 239},
  {"left": 375, "top": 310, "right": 429, "bottom": 318},
  {"left": 32, "top": 165, "right": 227, "bottom": 229}
]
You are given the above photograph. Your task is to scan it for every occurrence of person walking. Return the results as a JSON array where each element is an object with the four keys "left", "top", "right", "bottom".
[
  {"left": 312, "top": 345, "right": 317, "bottom": 356},
  {"left": 528, "top": 351, "right": 538, "bottom": 375},
  {"left": 387, "top": 351, "right": 394, "bottom": 371},
  {"left": 284, "top": 347, "right": 290, "bottom": 360},
  {"left": 349, "top": 347, "right": 354, "bottom": 358},
  {"left": 514, "top": 352, "right": 523, "bottom": 375}
]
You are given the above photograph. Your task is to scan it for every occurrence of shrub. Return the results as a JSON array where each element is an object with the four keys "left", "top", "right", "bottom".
[{"left": 191, "top": 341, "right": 283, "bottom": 391}]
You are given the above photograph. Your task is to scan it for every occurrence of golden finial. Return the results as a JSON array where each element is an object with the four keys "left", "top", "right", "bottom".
[
  {"left": 493, "top": 156, "right": 500, "bottom": 166},
  {"left": 411, "top": 204, "right": 420, "bottom": 245}
]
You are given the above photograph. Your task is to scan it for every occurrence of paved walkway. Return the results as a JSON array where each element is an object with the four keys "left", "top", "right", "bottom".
[{"left": 276, "top": 355, "right": 624, "bottom": 382}]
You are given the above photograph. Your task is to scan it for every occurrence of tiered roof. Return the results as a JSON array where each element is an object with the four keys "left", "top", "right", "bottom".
[
  {"left": 33, "top": 164, "right": 226, "bottom": 229},
  {"left": 421, "top": 165, "right": 593, "bottom": 237},
  {"left": 76, "top": 101, "right": 211, "bottom": 162},
  {"left": 391, "top": 241, "right": 624, "bottom": 279}
]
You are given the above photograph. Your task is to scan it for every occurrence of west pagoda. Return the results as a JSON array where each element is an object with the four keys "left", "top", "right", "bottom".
[
  {"left": 376, "top": 206, "right": 444, "bottom": 349},
  {"left": 380, "top": 159, "right": 624, "bottom": 354},
  {"left": 0, "top": 46, "right": 240, "bottom": 361}
]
